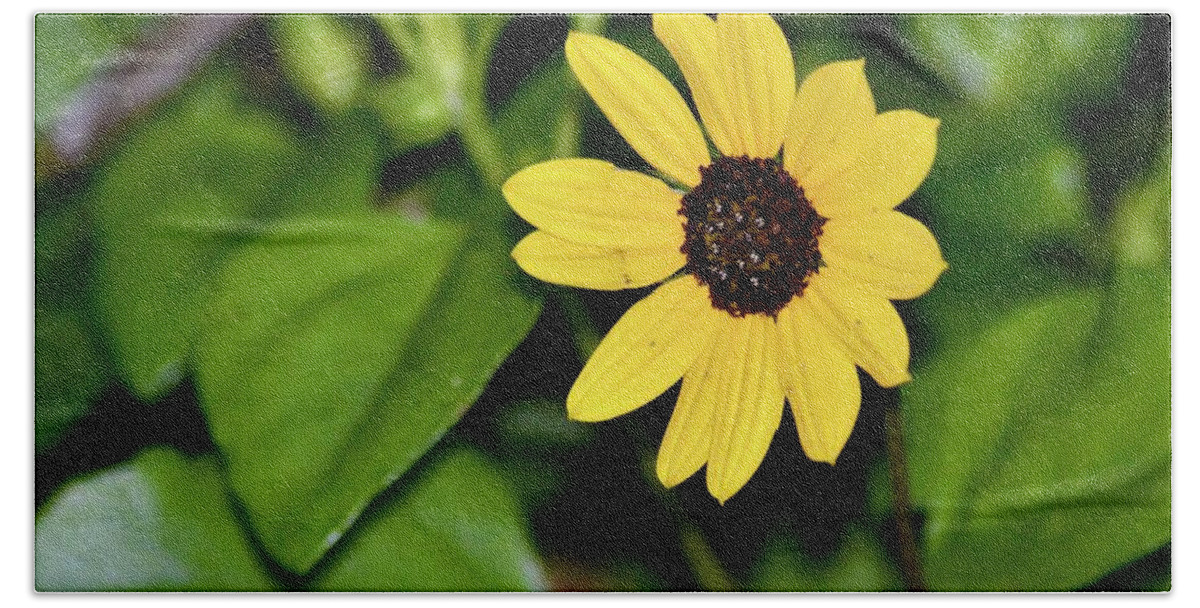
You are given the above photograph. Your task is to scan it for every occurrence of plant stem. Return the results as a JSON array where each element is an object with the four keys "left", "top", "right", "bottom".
[
  {"left": 455, "top": 15, "right": 509, "bottom": 189},
  {"left": 885, "top": 404, "right": 928, "bottom": 591}
]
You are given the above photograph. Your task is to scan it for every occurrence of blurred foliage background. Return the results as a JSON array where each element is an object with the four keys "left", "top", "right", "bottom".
[{"left": 34, "top": 13, "right": 1169, "bottom": 591}]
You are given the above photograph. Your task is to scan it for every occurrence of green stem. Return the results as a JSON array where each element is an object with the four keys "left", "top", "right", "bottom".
[
  {"left": 455, "top": 15, "right": 509, "bottom": 188},
  {"left": 885, "top": 405, "right": 927, "bottom": 591}
]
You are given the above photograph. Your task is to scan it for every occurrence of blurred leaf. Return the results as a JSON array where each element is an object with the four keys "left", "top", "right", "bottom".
[
  {"left": 900, "top": 14, "right": 1136, "bottom": 111},
  {"left": 35, "top": 204, "right": 108, "bottom": 453},
  {"left": 914, "top": 110, "right": 1097, "bottom": 345},
  {"left": 497, "top": 399, "right": 591, "bottom": 449},
  {"left": 274, "top": 15, "right": 367, "bottom": 114},
  {"left": 373, "top": 73, "right": 453, "bottom": 153},
  {"left": 904, "top": 172, "right": 1169, "bottom": 593},
  {"left": 35, "top": 448, "right": 275, "bottom": 591},
  {"left": 35, "top": 308, "right": 105, "bottom": 454},
  {"left": 34, "top": 14, "right": 155, "bottom": 133},
  {"left": 93, "top": 71, "right": 378, "bottom": 400},
  {"left": 750, "top": 526, "right": 902, "bottom": 591},
  {"left": 314, "top": 446, "right": 546, "bottom": 591},
  {"left": 1111, "top": 145, "right": 1170, "bottom": 268},
  {"left": 281, "top": 110, "right": 382, "bottom": 217}
]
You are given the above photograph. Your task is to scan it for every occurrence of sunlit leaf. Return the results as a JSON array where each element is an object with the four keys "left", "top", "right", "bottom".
[
  {"left": 35, "top": 448, "right": 275, "bottom": 591},
  {"left": 314, "top": 446, "right": 546, "bottom": 591}
]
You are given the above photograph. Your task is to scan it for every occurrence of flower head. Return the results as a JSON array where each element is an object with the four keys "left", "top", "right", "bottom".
[{"left": 503, "top": 14, "right": 946, "bottom": 503}]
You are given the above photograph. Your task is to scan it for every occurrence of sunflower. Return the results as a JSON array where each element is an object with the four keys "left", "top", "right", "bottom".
[{"left": 503, "top": 14, "right": 946, "bottom": 503}]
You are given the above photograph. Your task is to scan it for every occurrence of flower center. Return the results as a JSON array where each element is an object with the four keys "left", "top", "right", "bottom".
[{"left": 679, "top": 155, "right": 826, "bottom": 318}]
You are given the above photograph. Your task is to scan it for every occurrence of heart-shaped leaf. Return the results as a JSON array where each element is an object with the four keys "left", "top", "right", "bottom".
[{"left": 196, "top": 192, "right": 541, "bottom": 573}]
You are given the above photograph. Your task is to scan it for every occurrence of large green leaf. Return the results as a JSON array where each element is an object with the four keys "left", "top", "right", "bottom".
[
  {"left": 902, "top": 157, "right": 1170, "bottom": 589},
  {"left": 194, "top": 213, "right": 460, "bottom": 572},
  {"left": 34, "top": 14, "right": 155, "bottom": 133},
  {"left": 196, "top": 165, "right": 542, "bottom": 573},
  {"left": 92, "top": 75, "right": 297, "bottom": 399},
  {"left": 314, "top": 446, "right": 546, "bottom": 591},
  {"left": 35, "top": 448, "right": 275, "bottom": 591},
  {"left": 93, "top": 73, "right": 379, "bottom": 399}
]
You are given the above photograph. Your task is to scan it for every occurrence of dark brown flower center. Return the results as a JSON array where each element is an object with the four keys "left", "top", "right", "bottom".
[{"left": 679, "top": 155, "right": 826, "bottom": 318}]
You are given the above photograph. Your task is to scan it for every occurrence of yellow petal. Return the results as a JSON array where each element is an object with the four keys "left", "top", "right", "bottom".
[
  {"left": 783, "top": 59, "right": 875, "bottom": 188},
  {"left": 652, "top": 14, "right": 732, "bottom": 156},
  {"left": 512, "top": 230, "right": 684, "bottom": 291},
  {"left": 716, "top": 14, "right": 796, "bottom": 158},
  {"left": 705, "top": 314, "right": 785, "bottom": 504},
  {"left": 565, "top": 31, "right": 709, "bottom": 187},
  {"left": 568, "top": 277, "right": 720, "bottom": 422},
  {"left": 819, "top": 211, "right": 948, "bottom": 300},
  {"left": 653, "top": 14, "right": 795, "bottom": 159},
  {"left": 806, "top": 110, "right": 940, "bottom": 217},
  {"left": 806, "top": 266, "right": 912, "bottom": 388},
  {"left": 656, "top": 321, "right": 730, "bottom": 488},
  {"left": 775, "top": 300, "right": 861, "bottom": 464},
  {"left": 503, "top": 158, "right": 685, "bottom": 249}
]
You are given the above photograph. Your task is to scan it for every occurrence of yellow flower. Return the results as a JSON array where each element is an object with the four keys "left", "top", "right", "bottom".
[{"left": 502, "top": 14, "right": 946, "bottom": 503}]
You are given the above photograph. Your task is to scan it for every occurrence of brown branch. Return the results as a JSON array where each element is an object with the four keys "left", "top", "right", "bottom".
[{"left": 885, "top": 404, "right": 928, "bottom": 591}]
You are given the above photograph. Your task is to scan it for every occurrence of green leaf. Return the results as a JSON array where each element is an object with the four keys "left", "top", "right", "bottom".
[
  {"left": 273, "top": 15, "right": 368, "bottom": 114},
  {"left": 196, "top": 166, "right": 542, "bottom": 573},
  {"left": 900, "top": 14, "right": 1136, "bottom": 111},
  {"left": 35, "top": 308, "right": 105, "bottom": 454},
  {"left": 34, "top": 14, "right": 155, "bottom": 133},
  {"left": 914, "top": 111, "right": 1096, "bottom": 345},
  {"left": 35, "top": 203, "right": 108, "bottom": 453},
  {"left": 314, "top": 446, "right": 546, "bottom": 591},
  {"left": 903, "top": 263, "right": 1169, "bottom": 589},
  {"left": 35, "top": 448, "right": 276, "bottom": 591},
  {"left": 93, "top": 72, "right": 379, "bottom": 400},
  {"left": 372, "top": 74, "right": 453, "bottom": 153},
  {"left": 750, "top": 526, "right": 902, "bottom": 592},
  {"left": 194, "top": 213, "right": 461, "bottom": 571},
  {"left": 93, "top": 73, "right": 298, "bottom": 399}
]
